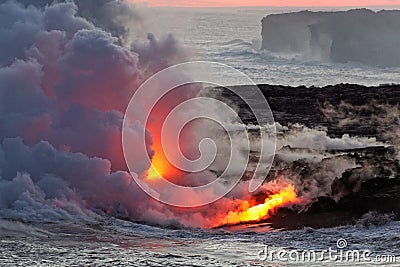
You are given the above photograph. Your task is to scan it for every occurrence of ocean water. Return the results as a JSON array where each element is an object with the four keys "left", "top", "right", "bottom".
[
  {"left": 3, "top": 7, "right": 400, "bottom": 267},
  {"left": 2, "top": 218, "right": 400, "bottom": 266}
]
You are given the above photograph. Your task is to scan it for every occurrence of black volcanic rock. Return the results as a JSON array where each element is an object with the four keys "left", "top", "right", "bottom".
[
  {"left": 265, "top": 176, "right": 400, "bottom": 230},
  {"left": 338, "top": 177, "right": 400, "bottom": 215},
  {"left": 306, "top": 196, "right": 338, "bottom": 213},
  {"left": 211, "top": 83, "right": 400, "bottom": 230},
  {"left": 210, "top": 83, "right": 400, "bottom": 138}
]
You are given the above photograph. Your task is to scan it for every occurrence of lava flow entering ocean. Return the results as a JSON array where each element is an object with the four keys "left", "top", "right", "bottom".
[
  {"left": 214, "top": 184, "right": 298, "bottom": 227},
  {"left": 145, "top": 130, "right": 299, "bottom": 227}
]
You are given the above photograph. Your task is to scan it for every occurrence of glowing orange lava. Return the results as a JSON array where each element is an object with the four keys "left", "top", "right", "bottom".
[
  {"left": 147, "top": 143, "right": 170, "bottom": 180},
  {"left": 146, "top": 140, "right": 182, "bottom": 181},
  {"left": 216, "top": 184, "right": 298, "bottom": 227}
]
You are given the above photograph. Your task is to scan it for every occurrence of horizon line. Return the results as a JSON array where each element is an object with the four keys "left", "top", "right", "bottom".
[{"left": 144, "top": 4, "right": 400, "bottom": 8}]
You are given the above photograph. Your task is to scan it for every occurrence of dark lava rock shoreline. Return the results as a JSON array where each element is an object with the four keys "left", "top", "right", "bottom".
[
  {"left": 215, "top": 83, "right": 400, "bottom": 230},
  {"left": 217, "top": 83, "right": 400, "bottom": 138}
]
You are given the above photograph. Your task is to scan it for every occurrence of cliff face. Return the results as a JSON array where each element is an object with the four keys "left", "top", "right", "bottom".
[
  {"left": 261, "top": 11, "right": 330, "bottom": 53},
  {"left": 261, "top": 9, "right": 400, "bottom": 67}
]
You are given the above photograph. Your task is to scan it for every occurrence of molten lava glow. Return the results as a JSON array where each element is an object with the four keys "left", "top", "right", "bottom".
[
  {"left": 147, "top": 165, "right": 162, "bottom": 180},
  {"left": 147, "top": 143, "right": 170, "bottom": 180},
  {"left": 217, "top": 184, "right": 297, "bottom": 226},
  {"left": 146, "top": 142, "right": 181, "bottom": 181}
]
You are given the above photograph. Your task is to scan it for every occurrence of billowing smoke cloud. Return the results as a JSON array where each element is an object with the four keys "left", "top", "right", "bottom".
[
  {"left": 1, "top": 0, "right": 146, "bottom": 44},
  {"left": 258, "top": 123, "right": 385, "bottom": 203},
  {"left": 0, "top": 0, "right": 198, "bottom": 226},
  {"left": 323, "top": 101, "right": 400, "bottom": 157},
  {"left": 0, "top": 0, "right": 266, "bottom": 228}
]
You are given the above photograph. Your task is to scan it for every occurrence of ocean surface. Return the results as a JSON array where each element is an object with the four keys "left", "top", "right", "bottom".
[
  {"left": 2, "top": 6, "right": 400, "bottom": 266},
  {"left": 2, "top": 218, "right": 400, "bottom": 266}
]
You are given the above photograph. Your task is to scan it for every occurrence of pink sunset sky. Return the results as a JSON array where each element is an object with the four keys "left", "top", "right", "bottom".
[{"left": 138, "top": 0, "right": 400, "bottom": 7}]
